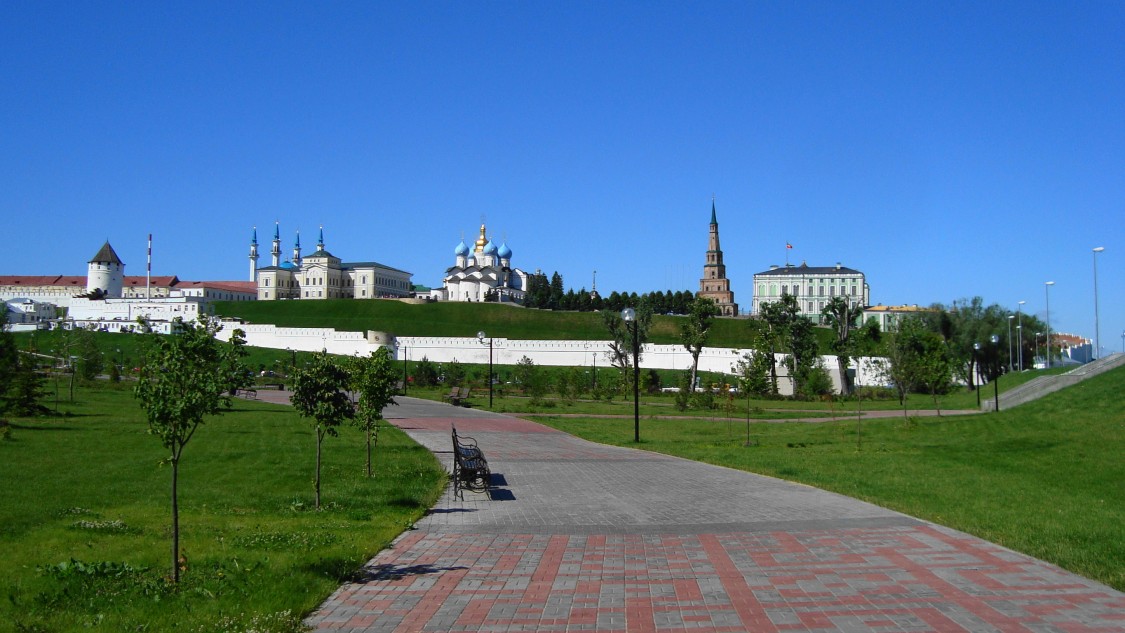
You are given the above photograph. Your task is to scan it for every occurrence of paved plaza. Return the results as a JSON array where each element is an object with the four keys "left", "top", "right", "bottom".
[{"left": 304, "top": 397, "right": 1124, "bottom": 632}]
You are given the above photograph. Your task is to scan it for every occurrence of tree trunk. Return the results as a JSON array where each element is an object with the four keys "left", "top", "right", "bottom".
[
  {"left": 315, "top": 429, "right": 322, "bottom": 510},
  {"left": 365, "top": 426, "right": 372, "bottom": 478},
  {"left": 171, "top": 455, "right": 180, "bottom": 583},
  {"left": 689, "top": 352, "right": 700, "bottom": 393}
]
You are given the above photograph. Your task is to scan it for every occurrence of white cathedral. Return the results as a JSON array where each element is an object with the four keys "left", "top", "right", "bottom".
[
  {"left": 441, "top": 224, "right": 530, "bottom": 303},
  {"left": 253, "top": 224, "right": 413, "bottom": 300}
]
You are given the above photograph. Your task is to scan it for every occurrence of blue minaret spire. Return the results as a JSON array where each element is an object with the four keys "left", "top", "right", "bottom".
[
  {"left": 270, "top": 221, "right": 281, "bottom": 267},
  {"left": 249, "top": 226, "right": 260, "bottom": 281},
  {"left": 317, "top": 225, "right": 325, "bottom": 251}
]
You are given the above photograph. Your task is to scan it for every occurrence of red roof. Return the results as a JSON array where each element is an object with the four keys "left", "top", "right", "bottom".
[
  {"left": 0, "top": 275, "right": 86, "bottom": 286},
  {"left": 0, "top": 275, "right": 178, "bottom": 288},
  {"left": 179, "top": 280, "right": 257, "bottom": 293},
  {"left": 123, "top": 276, "right": 179, "bottom": 287}
]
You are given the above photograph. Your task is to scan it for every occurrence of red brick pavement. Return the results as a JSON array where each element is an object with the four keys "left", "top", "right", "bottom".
[{"left": 296, "top": 398, "right": 1125, "bottom": 632}]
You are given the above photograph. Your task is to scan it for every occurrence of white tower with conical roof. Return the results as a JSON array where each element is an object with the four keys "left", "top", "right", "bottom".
[{"left": 87, "top": 241, "right": 125, "bottom": 298}]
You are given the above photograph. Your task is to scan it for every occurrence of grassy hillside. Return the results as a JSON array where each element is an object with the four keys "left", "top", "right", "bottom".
[{"left": 213, "top": 299, "right": 834, "bottom": 350}]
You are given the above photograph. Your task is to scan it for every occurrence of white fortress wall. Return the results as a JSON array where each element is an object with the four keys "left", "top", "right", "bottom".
[{"left": 216, "top": 321, "right": 891, "bottom": 394}]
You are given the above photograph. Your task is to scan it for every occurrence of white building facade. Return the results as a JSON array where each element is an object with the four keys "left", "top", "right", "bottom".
[
  {"left": 254, "top": 225, "right": 413, "bottom": 301},
  {"left": 752, "top": 262, "right": 870, "bottom": 322}
]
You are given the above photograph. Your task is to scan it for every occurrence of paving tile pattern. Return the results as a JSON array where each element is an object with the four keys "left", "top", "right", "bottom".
[{"left": 306, "top": 399, "right": 1125, "bottom": 632}]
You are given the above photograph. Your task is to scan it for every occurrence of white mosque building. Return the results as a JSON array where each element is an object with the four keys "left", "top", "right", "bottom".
[
  {"left": 441, "top": 223, "right": 531, "bottom": 303},
  {"left": 252, "top": 224, "right": 413, "bottom": 300}
]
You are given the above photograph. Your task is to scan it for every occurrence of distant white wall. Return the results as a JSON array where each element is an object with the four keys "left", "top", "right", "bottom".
[{"left": 216, "top": 321, "right": 891, "bottom": 395}]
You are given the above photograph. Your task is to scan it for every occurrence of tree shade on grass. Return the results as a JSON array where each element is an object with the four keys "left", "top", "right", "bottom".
[{"left": 0, "top": 384, "right": 446, "bottom": 631}]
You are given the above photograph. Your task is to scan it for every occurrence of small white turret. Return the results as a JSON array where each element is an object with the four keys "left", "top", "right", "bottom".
[{"left": 87, "top": 241, "right": 125, "bottom": 298}]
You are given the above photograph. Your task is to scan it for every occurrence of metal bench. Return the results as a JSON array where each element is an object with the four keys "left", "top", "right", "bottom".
[{"left": 451, "top": 425, "right": 490, "bottom": 500}]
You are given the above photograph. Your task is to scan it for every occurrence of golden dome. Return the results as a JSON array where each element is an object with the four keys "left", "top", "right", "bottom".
[{"left": 474, "top": 223, "right": 488, "bottom": 252}]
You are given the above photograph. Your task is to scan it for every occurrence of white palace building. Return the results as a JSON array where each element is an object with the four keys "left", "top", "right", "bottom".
[
  {"left": 751, "top": 261, "right": 870, "bottom": 323},
  {"left": 252, "top": 224, "right": 413, "bottom": 301}
]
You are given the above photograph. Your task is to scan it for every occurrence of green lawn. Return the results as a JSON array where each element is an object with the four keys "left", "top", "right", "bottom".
[
  {"left": 0, "top": 383, "right": 446, "bottom": 632},
  {"left": 212, "top": 298, "right": 833, "bottom": 350},
  {"left": 532, "top": 365, "right": 1125, "bottom": 591}
]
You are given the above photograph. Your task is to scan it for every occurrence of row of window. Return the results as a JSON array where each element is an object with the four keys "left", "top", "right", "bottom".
[{"left": 758, "top": 284, "right": 861, "bottom": 298}]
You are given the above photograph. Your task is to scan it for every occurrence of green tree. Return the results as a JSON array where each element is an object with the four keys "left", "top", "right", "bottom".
[
  {"left": 73, "top": 327, "right": 104, "bottom": 382},
  {"left": 133, "top": 316, "right": 248, "bottom": 583},
  {"left": 6, "top": 354, "right": 49, "bottom": 417},
  {"left": 821, "top": 296, "right": 863, "bottom": 394},
  {"left": 413, "top": 356, "right": 439, "bottom": 386},
  {"left": 786, "top": 316, "right": 820, "bottom": 397},
  {"left": 0, "top": 309, "right": 19, "bottom": 416},
  {"left": 757, "top": 297, "right": 796, "bottom": 395},
  {"left": 514, "top": 356, "right": 548, "bottom": 404},
  {"left": 350, "top": 348, "right": 398, "bottom": 477},
  {"left": 734, "top": 351, "right": 771, "bottom": 399},
  {"left": 680, "top": 297, "right": 720, "bottom": 393},
  {"left": 444, "top": 358, "right": 466, "bottom": 385},
  {"left": 289, "top": 351, "right": 354, "bottom": 510}
]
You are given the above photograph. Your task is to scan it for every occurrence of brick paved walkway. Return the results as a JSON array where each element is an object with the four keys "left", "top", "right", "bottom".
[{"left": 305, "top": 398, "right": 1125, "bottom": 632}]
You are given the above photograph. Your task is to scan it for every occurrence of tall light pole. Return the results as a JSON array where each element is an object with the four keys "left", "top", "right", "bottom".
[
  {"left": 477, "top": 331, "right": 493, "bottom": 409},
  {"left": 1012, "top": 314, "right": 1021, "bottom": 373},
  {"left": 621, "top": 308, "right": 640, "bottom": 443},
  {"left": 1017, "top": 300, "right": 1026, "bottom": 371},
  {"left": 1044, "top": 281, "right": 1055, "bottom": 368},
  {"left": 972, "top": 342, "right": 982, "bottom": 408},
  {"left": 990, "top": 334, "right": 1000, "bottom": 412},
  {"left": 1092, "top": 247, "right": 1104, "bottom": 360},
  {"left": 402, "top": 345, "right": 408, "bottom": 395}
]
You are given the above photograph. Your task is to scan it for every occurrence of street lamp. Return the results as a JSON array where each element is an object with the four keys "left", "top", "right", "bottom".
[
  {"left": 1012, "top": 314, "right": 1021, "bottom": 373},
  {"left": 1044, "top": 281, "right": 1055, "bottom": 368},
  {"left": 1093, "top": 247, "right": 1104, "bottom": 360},
  {"left": 990, "top": 334, "right": 1000, "bottom": 412},
  {"left": 1017, "top": 300, "right": 1026, "bottom": 371},
  {"left": 402, "top": 345, "right": 408, "bottom": 396},
  {"left": 621, "top": 307, "right": 640, "bottom": 443},
  {"left": 477, "top": 331, "right": 493, "bottom": 409},
  {"left": 972, "top": 342, "right": 981, "bottom": 408}
]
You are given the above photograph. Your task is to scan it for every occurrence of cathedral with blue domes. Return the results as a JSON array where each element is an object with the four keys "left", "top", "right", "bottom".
[{"left": 441, "top": 223, "right": 530, "bottom": 303}]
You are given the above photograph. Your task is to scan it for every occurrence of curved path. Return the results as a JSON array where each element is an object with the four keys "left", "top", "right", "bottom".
[{"left": 305, "top": 397, "right": 1124, "bottom": 632}]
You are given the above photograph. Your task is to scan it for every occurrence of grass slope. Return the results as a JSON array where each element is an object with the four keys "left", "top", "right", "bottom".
[
  {"left": 0, "top": 383, "right": 445, "bottom": 632},
  {"left": 213, "top": 298, "right": 833, "bottom": 350},
  {"left": 532, "top": 365, "right": 1125, "bottom": 591}
]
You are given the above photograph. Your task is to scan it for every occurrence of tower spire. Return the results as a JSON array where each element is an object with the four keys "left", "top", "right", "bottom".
[
  {"left": 249, "top": 226, "right": 260, "bottom": 281},
  {"left": 271, "top": 221, "right": 281, "bottom": 267},
  {"left": 697, "top": 198, "right": 738, "bottom": 317}
]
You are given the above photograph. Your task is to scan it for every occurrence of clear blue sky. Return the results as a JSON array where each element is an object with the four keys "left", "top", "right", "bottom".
[{"left": 2, "top": 1, "right": 1122, "bottom": 354}]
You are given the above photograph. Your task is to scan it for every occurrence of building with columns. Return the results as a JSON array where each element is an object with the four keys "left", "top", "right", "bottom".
[
  {"left": 253, "top": 223, "right": 413, "bottom": 300},
  {"left": 441, "top": 223, "right": 531, "bottom": 303},
  {"left": 697, "top": 200, "right": 739, "bottom": 316},
  {"left": 752, "top": 262, "right": 869, "bottom": 323}
]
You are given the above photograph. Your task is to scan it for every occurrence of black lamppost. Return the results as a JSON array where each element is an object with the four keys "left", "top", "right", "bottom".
[
  {"left": 477, "top": 331, "right": 493, "bottom": 409},
  {"left": 973, "top": 342, "right": 981, "bottom": 408},
  {"left": 402, "top": 345, "right": 408, "bottom": 395},
  {"left": 621, "top": 308, "right": 640, "bottom": 442},
  {"left": 990, "top": 334, "right": 1000, "bottom": 412}
]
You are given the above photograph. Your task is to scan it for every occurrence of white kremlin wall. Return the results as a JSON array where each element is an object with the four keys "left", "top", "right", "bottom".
[{"left": 215, "top": 321, "right": 887, "bottom": 395}]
